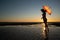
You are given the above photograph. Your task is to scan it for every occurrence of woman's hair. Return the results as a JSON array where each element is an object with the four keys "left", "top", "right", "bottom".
[{"left": 41, "top": 9, "right": 46, "bottom": 12}]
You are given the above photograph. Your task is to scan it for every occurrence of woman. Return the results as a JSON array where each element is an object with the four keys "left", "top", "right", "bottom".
[{"left": 41, "top": 9, "right": 49, "bottom": 33}]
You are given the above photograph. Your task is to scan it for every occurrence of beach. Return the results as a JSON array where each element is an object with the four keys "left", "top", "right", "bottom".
[{"left": 0, "top": 23, "right": 60, "bottom": 40}]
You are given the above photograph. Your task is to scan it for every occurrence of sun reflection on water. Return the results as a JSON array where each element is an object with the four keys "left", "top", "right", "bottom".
[{"left": 41, "top": 23, "right": 49, "bottom": 40}]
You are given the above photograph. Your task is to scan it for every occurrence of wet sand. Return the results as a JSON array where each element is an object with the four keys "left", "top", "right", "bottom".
[{"left": 0, "top": 24, "right": 60, "bottom": 40}]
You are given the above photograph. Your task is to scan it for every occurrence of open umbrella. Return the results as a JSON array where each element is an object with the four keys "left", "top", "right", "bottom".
[{"left": 43, "top": 5, "right": 52, "bottom": 15}]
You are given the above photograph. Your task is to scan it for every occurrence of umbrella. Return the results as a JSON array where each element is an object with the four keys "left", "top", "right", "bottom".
[{"left": 42, "top": 5, "right": 52, "bottom": 15}]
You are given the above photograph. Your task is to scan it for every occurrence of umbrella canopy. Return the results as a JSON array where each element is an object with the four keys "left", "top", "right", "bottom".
[{"left": 43, "top": 5, "right": 52, "bottom": 15}]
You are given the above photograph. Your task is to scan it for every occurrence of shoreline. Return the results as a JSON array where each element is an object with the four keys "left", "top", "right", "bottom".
[{"left": 0, "top": 22, "right": 60, "bottom": 26}]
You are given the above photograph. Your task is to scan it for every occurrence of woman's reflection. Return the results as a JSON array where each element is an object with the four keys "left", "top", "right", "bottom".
[{"left": 42, "top": 23, "right": 49, "bottom": 40}]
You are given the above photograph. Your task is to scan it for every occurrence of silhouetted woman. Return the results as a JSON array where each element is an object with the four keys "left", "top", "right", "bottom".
[{"left": 41, "top": 9, "right": 48, "bottom": 27}]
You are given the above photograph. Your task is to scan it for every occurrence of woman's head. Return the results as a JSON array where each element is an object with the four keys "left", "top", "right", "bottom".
[{"left": 41, "top": 9, "right": 46, "bottom": 13}]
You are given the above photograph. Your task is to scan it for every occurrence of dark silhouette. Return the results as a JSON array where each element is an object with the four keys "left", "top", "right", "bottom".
[
  {"left": 41, "top": 9, "right": 49, "bottom": 40},
  {"left": 41, "top": 9, "right": 48, "bottom": 27}
]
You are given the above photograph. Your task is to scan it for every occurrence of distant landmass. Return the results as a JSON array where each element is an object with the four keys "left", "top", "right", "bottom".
[
  {"left": 0, "top": 22, "right": 60, "bottom": 26},
  {"left": 0, "top": 22, "right": 41, "bottom": 26}
]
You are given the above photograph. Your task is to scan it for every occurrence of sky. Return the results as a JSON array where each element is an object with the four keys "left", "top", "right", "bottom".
[{"left": 0, "top": 0, "right": 60, "bottom": 22}]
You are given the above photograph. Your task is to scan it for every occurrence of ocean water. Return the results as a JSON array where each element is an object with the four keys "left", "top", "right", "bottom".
[{"left": 0, "top": 23, "right": 60, "bottom": 40}]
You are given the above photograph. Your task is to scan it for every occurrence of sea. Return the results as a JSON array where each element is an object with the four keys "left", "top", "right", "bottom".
[{"left": 0, "top": 23, "right": 60, "bottom": 40}]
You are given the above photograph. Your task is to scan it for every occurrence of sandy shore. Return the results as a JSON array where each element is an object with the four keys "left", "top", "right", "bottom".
[{"left": 0, "top": 24, "right": 60, "bottom": 40}]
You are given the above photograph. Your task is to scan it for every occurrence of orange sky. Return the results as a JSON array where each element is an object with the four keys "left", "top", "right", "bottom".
[{"left": 0, "top": 18, "right": 60, "bottom": 22}]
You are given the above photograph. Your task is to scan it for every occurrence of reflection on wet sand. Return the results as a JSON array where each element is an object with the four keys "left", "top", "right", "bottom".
[{"left": 41, "top": 23, "right": 49, "bottom": 40}]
